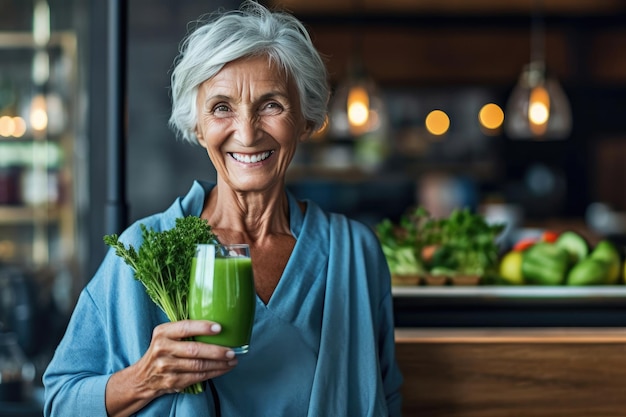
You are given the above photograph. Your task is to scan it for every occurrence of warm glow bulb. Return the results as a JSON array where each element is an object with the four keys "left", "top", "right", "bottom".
[
  {"left": 30, "top": 95, "right": 48, "bottom": 131},
  {"left": 0, "top": 116, "right": 14, "bottom": 137},
  {"left": 12, "top": 117, "right": 26, "bottom": 137},
  {"left": 479, "top": 103, "right": 504, "bottom": 130},
  {"left": 528, "top": 85, "right": 550, "bottom": 135},
  {"left": 529, "top": 102, "right": 549, "bottom": 124},
  {"left": 30, "top": 109, "right": 48, "bottom": 131},
  {"left": 425, "top": 110, "right": 450, "bottom": 136},
  {"left": 347, "top": 86, "right": 370, "bottom": 127}
]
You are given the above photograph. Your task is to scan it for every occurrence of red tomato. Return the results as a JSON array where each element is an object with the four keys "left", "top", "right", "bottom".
[
  {"left": 542, "top": 230, "right": 559, "bottom": 243},
  {"left": 513, "top": 238, "right": 537, "bottom": 251}
]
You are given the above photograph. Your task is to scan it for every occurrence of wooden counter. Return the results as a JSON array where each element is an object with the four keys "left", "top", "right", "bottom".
[{"left": 395, "top": 328, "right": 626, "bottom": 417}]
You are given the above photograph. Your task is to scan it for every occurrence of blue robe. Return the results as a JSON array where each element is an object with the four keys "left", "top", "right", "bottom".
[{"left": 43, "top": 181, "right": 403, "bottom": 416}]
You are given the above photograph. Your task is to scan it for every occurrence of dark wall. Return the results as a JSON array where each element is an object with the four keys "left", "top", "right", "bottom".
[
  {"left": 87, "top": 0, "right": 241, "bottom": 278},
  {"left": 125, "top": 1, "right": 243, "bottom": 223}
]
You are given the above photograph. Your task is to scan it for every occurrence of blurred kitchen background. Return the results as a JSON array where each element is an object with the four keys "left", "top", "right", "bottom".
[{"left": 1, "top": 0, "right": 626, "bottom": 412}]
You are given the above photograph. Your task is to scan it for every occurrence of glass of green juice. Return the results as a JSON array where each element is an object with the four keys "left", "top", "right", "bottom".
[{"left": 188, "top": 244, "right": 255, "bottom": 354}]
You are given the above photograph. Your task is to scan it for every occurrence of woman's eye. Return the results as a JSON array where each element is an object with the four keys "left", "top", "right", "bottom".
[
  {"left": 261, "top": 102, "right": 283, "bottom": 114},
  {"left": 213, "top": 104, "right": 230, "bottom": 113}
]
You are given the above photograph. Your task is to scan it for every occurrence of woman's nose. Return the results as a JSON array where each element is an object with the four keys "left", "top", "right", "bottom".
[{"left": 234, "top": 115, "right": 260, "bottom": 146}]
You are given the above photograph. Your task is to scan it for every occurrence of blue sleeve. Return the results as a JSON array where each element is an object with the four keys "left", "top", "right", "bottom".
[
  {"left": 42, "top": 188, "right": 207, "bottom": 416},
  {"left": 43, "top": 288, "right": 110, "bottom": 417},
  {"left": 43, "top": 240, "right": 166, "bottom": 416}
]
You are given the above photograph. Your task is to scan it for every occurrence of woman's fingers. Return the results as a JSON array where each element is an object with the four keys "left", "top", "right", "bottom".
[
  {"left": 150, "top": 348, "right": 237, "bottom": 394},
  {"left": 154, "top": 319, "right": 222, "bottom": 340},
  {"left": 151, "top": 321, "right": 236, "bottom": 361},
  {"left": 134, "top": 320, "right": 238, "bottom": 395}
]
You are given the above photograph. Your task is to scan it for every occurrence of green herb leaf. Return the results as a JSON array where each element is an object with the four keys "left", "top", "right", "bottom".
[{"left": 103, "top": 216, "right": 218, "bottom": 322}]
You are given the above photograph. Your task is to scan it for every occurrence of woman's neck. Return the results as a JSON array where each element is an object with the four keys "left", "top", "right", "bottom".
[{"left": 201, "top": 183, "right": 291, "bottom": 244}]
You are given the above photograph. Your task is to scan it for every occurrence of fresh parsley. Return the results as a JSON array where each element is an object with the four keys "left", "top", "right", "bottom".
[{"left": 103, "top": 215, "right": 219, "bottom": 394}]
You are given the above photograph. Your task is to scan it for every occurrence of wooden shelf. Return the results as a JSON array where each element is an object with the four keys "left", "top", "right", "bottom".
[{"left": 0, "top": 205, "right": 60, "bottom": 225}]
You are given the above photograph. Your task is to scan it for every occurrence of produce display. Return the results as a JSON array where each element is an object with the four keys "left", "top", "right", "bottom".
[
  {"left": 499, "top": 230, "right": 623, "bottom": 286},
  {"left": 376, "top": 207, "right": 504, "bottom": 285},
  {"left": 376, "top": 206, "right": 625, "bottom": 286}
]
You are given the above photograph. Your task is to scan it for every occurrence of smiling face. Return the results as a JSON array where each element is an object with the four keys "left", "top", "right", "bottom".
[{"left": 195, "top": 55, "right": 311, "bottom": 194}]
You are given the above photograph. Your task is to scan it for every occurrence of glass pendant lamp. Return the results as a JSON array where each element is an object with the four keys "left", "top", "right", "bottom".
[
  {"left": 327, "top": 0, "right": 387, "bottom": 141},
  {"left": 504, "top": 0, "right": 572, "bottom": 140},
  {"left": 328, "top": 59, "right": 387, "bottom": 139}
]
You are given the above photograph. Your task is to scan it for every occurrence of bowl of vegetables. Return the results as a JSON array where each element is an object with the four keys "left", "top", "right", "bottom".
[{"left": 376, "top": 207, "right": 504, "bottom": 286}]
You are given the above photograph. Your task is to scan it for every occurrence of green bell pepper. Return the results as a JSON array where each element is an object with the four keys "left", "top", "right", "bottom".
[
  {"left": 566, "top": 257, "right": 611, "bottom": 285},
  {"left": 521, "top": 242, "right": 570, "bottom": 285},
  {"left": 589, "top": 240, "right": 621, "bottom": 284}
]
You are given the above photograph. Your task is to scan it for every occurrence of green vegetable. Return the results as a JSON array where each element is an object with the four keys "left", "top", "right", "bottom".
[
  {"left": 589, "top": 240, "right": 621, "bottom": 284},
  {"left": 422, "top": 208, "right": 505, "bottom": 277},
  {"left": 376, "top": 218, "right": 425, "bottom": 276},
  {"left": 554, "top": 231, "right": 589, "bottom": 264},
  {"left": 103, "top": 215, "right": 218, "bottom": 394},
  {"left": 567, "top": 258, "right": 612, "bottom": 285},
  {"left": 430, "top": 245, "right": 459, "bottom": 272},
  {"left": 376, "top": 206, "right": 504, "bottom": 281},
  {"left": 521, "top": 242, "right": 569, "bottom": 285}
]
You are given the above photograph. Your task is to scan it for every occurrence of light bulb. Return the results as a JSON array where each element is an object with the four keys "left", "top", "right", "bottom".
[
  {"left": 12, "top": 117, "right": 26, "bottom": 137},
  {"left": 347, "top": 86, "right": 370, "bottom": 128},
  {"left": 478, "top": 103, "right": 505, "bottom": 131},
  {"left": 30, "top": 94, "right": 48, "bottom": 131},
  {"left": 425, "top": 110, "right": 450, "bottom": 136},
  {"left": 528, "top": 85, "right": 550, "bottom": 135},
  {"left": 328, "top": 74, "right": 387, "bottom": 139},
  {"left": 504, "top": 63, "right": 572, "bottom": 140},
  {"left": 0, "top": 116, "right": 14, "bottom": 137}
]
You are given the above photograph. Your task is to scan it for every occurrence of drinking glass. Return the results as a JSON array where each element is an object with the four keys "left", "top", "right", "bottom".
[{"left": 188, "top": 244, "right": 255, "bottom": 354}]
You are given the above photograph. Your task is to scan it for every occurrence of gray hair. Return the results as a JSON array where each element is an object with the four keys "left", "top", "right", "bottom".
[{"left": 168, "top": 1, "right": 329, "bottom": 144}]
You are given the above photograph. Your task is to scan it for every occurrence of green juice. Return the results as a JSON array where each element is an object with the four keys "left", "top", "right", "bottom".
[{"left": 189, "top": 255, "right": 255, "bottom": 352}]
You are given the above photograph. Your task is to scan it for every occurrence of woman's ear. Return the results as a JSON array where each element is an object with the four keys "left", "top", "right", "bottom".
[
  {"left": 195, "top": 127, "right": 207, "bottom": 148},
  {"left": 298, "top": 121, "right": 315, "bottom": 142}
]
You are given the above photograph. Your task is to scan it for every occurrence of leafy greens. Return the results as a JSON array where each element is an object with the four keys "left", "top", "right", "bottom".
[
  {"left": 376, "top": 206, "right": 504, "bottom": 280},
  {"left": 103, "top": 215, "right": 218, "bottom": 322},
  {"left": 103, "top": 215, "right": 219, "bottom": 394}
]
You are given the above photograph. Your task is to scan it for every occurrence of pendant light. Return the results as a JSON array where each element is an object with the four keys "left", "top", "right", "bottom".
[
  {"left": 504, "top": 0, "right": 572, "bottom": 140},
  {"left": 328, "top": 0, "right": 387, "bottom": 140},
  {"left": 328, "top": 59, "right": 386, "bottom": 138}
]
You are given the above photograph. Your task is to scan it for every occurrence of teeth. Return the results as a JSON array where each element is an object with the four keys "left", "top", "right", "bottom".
[{"left": 231, "top": 151, "right": 272, "bottom": 163}]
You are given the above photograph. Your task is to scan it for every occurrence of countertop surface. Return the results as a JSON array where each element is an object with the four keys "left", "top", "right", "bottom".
[{"left": 395, "top": 327, "right": 626, "bottom": 343}]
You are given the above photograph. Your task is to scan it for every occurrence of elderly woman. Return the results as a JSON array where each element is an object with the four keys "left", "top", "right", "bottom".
[{"left": 43, "top": 2, "right": 403, "bottom": 416}]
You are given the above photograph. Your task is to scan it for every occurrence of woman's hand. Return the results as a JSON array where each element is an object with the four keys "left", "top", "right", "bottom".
[
  {"left": 134, "top": 320, "right": 237, "bottom": 393},
  {"left": 105, "top": 320, "right": 237, "bottom": 417}
]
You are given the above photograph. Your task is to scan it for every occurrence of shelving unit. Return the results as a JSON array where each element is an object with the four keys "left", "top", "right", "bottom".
[
  {"left": 0, "top": 31, "right": 78, "bottom": 271},
  {"left": 0, "top": 206, "right": 60, "bottom": 225}
]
